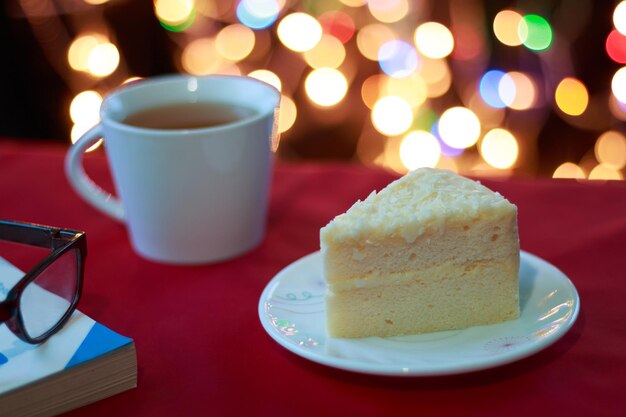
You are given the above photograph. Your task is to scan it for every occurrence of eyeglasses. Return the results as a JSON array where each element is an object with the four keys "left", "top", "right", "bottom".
[{"left": 0, "top": 220, "right": 87, "bottom": 344}]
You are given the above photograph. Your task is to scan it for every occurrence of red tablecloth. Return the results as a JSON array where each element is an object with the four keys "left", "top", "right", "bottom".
[{"left": 1, "top": 140, "right": 625, "bottom": 416}]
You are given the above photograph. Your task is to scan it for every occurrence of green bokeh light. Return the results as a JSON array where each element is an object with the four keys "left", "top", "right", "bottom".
[
  {"left": 519, "top": 14, "right": 553, "bottom": 51},
  {"left": 159, "top": 8, "right": 196, "bottom": 33}
]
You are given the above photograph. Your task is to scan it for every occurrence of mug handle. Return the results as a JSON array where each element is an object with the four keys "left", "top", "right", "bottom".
[{"left": 64, "top": 124, "right": 125, "bottom": 222}]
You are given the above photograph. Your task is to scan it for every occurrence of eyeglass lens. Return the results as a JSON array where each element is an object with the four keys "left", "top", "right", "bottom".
[{"left": 19, "top": 248, "right": 79, "bottom": 339}]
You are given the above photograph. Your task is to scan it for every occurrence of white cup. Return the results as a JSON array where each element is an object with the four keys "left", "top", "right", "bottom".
[{"left": 65, "top": 75, "right": 281, "bottom": 264}]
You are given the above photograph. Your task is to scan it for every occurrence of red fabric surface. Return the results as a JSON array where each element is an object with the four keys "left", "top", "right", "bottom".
[{"left": 1, "top": 139, "right": 625, "bottom": 416}]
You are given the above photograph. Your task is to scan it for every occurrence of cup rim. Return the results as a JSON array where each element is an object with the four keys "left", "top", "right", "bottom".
[{"left": 100, "top": 74, "right": 281, "bottom": 136}]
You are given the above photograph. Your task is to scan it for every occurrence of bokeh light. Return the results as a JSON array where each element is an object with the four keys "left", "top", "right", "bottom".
[
  {"left": 70, "top": 90, "right": 103, "bottom": 152},
  {"left": 438, "top": 107, "right": 481, "bottom": 149},
  {"left": 278, "top": 95, "right": 297, "bottom": 133},
  {"left": 493, "top": 10, "right": 524, "bottom": 46},
  {"left": 371, "top": 96, "right": 413, "bottom": 136},
  {"left": 356, "top": 23, "right": 396, "bottom": 61},
  {"left": 87, "top": 42, "right": 119, "bottom": 77},
  {"left": 318, "top": 11, "right": 356, "bottom": 44},
  {"left": 361, "top": 74, "right": 385, "bottom": 109},
  {"left": 506, "top": 72, "right": 536, "bottom": 110},
  {"left": 419, "top": 58, "right": 451, "bottom": 98},
  {"left": 589, "top": 164, "right": 624, "bottom": 180},
  {"left": 595, "top": 131, "right": 626, "bottom": 169},
  {"left": 399, "top": 130, "right": 441, "bottom": 170},
  {"left": 236, "top": 0, "right": 279, "bottom": 30},
  {"left": 248, "top": 69, "right": 282, "bottom": 91},
  {"left": 519, "top": 14, "right": 553, "bottom": 51},
  {"left": 304, "top": 68, "right": 348, "bottom": 107},
  {"left": 480, "top": 70, "right": 508, "bottom": 108},
  {"left": 339, "top": 0, "right": 367, "bottom": 6},
  {"left": 378, "top": 40, "right": 419, "bottom": 78},
  {"left": 216, "top": 24, "right": 255, "bottom": 62},
  {"left": 277, "top": 13, "right": 322, "bottom": 52},
  {"left": 304, "top": 34, "right": 346, "bottom": 69},
  {"left": 181, "top": 38, "right": 223, "bottom": 75},
  {"left": 555, "top": 77, "right": 589, "bottom": 116},
  {"left": 606, "top": 30, "right": 626, "bottom": 64},
  {"left": 380, "top": 74, "right": 427, "bottom": 108},
  {"left": 612, "top": 67, "right": 626, "bottom": 103},
  {"left": 414, "top": 22, "right": 454, "bottom": 59},
  {"left": 154, "top": 0, "right": 195, "bottom": 31},
  {"left": 68, "top": 34, "right": 104, "bottom": 72},
  {"left": 614, "top": 1, "right": 626, "bottom": 35},
  {"left": 368, "top": 0, "right": 409, "bottom": 24},
  {"left": 68, "top": 33, "right": 119, "bottom": 77},
  {"left": 480, "top": 128, "right": 519, "bottom": 169},
  {"left": 553, "top": 162, "right": 586, "bottom": 179},
  {"left": 70, "top": 91, "right": 102, "bottom": 125}
]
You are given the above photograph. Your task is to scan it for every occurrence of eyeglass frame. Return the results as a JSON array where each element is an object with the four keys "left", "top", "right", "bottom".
[{"left": 0, "top": 220, "right": 87, "bottom": 344}]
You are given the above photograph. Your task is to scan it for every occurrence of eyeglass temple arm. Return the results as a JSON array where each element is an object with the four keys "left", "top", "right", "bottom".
[
  {"left": 0, "top": 301, "right": 12, "bottom": 323},
  {"left": 0, "top": 221, "right": 82, "bottom": 250}
]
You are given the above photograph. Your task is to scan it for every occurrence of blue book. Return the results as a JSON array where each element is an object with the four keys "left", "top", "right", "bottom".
[{"left": 0, "top": 257, "right": 137, "bottom": 417}]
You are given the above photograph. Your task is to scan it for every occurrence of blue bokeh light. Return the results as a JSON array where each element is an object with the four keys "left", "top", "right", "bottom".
[
  {"left": 236, "top": 0, "right": 279, "bottom": 30},
  {"left": 480, "top": 70, "right": 507, "bottom": 108},
  {"left": 378, "top": 40, "right": 419, "bottom": 78}
]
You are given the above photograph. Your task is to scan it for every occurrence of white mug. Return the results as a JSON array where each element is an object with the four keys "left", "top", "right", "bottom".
[{"left": 65, "top": 74, "right": 281, "bottom": 264}]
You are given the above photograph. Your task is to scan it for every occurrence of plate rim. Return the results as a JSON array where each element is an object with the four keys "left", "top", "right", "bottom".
[{"left": 258, "top": 250, "right": 580, "bottom": 376}]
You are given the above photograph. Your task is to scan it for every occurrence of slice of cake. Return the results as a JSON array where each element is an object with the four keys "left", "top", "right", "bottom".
[{"left": 320, "top": 168, "right": 520, "bottom": 338}]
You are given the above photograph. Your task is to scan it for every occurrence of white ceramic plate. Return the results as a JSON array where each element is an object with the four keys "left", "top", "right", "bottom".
[{"left": 258, "top": 251, "right": 580, "bottom": 376}]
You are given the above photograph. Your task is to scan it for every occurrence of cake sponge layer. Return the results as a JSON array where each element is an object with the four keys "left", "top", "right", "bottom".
[{"left": 326, "top": 258, "right": 520, "bottom": 338}]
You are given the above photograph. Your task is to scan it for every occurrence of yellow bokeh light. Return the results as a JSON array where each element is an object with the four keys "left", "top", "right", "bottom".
[
  {"left": 399, "top": 130, "right": 441, "bottom": 170},
  {"left": 381, "top": 74, "right": 427, "bottom": 108},
  {"left": 154, "top": 0, "right": 194, "bottom": 27},
  {"left": 555, "top": 77, "right": 589, "bottom": 116},
  {"left": 303, "top": 34, "right": 346, "bottom": 69},
  {"left": 414, "top": 22, "right": 454, "bottom": 59},
  {"left": 68, "top": 33, "right": 119, "bottom": 77},
  {"left": 480, "top": 128, "right": 519, "bottom": 169},
  {"left": 371, "top": 96, "right": 413, "bottom": 136},
  {"left": 368, "top": 0, "right": 409, "bottom": 24},
  {"left": 493, "top": 10, "right": 524, "bottom": 46},
  {"left": 70, "top": 90, "right": 103, "bottom": 152},
  {"left": 419, "top": 58, "right": 451, "bottom": 98},
  {"left": 595, "top": 131, "right": 626, "bottom": 169},
  {"left": 71, "top": 123, "right": 103, "bottom": 152},
  {"left": 248, "top": 69, "right": 282, "bottom": 92},
  {"left": 87, "top": 42, "right": 120, "bottom": 77},
  {"left": 614, "top": 1, "right": 626, "bottom": 36},
  {"left": 361, "top": 74, "right": 385, "bottom": 109},
  {"left": 552, "top": 162, "right": 586, "bottom": 179},
  {"left": 356, "top": 23, "right": 396, "bottom": 61},
  {"left": 339, "top": 0, "right": 367, "bottom": 7},
  {"left": 68, "top": 34, "right": 105, "bottom": 72},
  {"left": 181, "top": 38, "right": 223, "bottom": 75},
  {"left": 84, "top": 0, "right": 110, "bottom": 4},
  {"left": 278, "top": 95, "right": 297, "bottom": 133},
  {"left": 216, "top": 24, "right": 255, "bottom": 62},
  {"left": 304, "top": 68, "right": 348, "bottom": 107},
  {"left": 277, "top": 13, "right": 322, "bottom": 52},
  {"left": 69, "top": 90, "right": 102, "bottom": 125},
  {"left": 506, "top": 71, "right": 536, "bottom": 110},
  {"left": 611, "top": 67, "right": 626, "bottom": 103},
  {"left": 589, "top": 164, "right": 624, "bottom": 180},
  {"left": 438, "top": 107, "right": 481, "bottom": 149}
]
